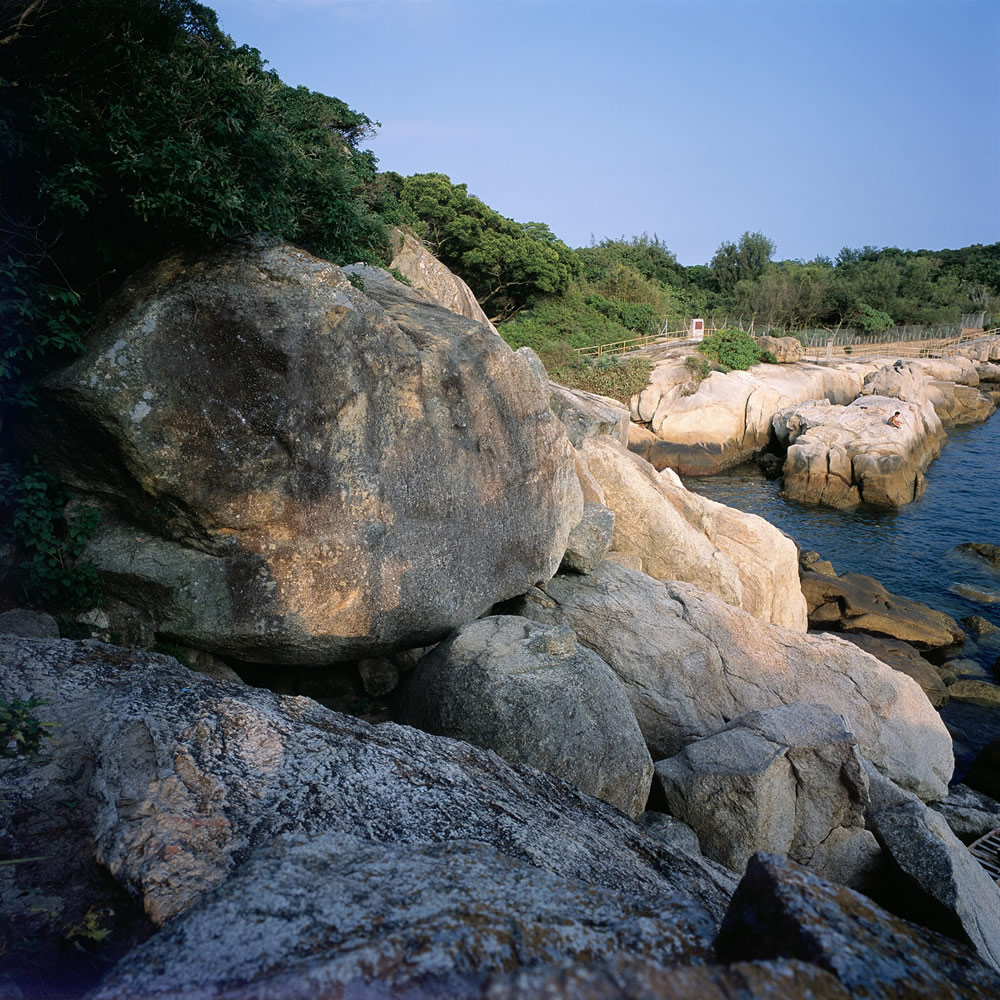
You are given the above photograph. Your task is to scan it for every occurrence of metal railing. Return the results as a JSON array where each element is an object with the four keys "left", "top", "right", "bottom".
[
  {"left": 803, "top": 328, "right": 1000, "bottom": 362},
  {"left": 573, "top": 328, "right": 689, "bottom": 358}
]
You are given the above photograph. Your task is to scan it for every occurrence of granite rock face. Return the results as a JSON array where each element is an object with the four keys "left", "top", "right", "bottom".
[
  {"left": 516, "top": 562, "right": 953, "bottom": 800},
  {"left": 576, "top": 435, "right": 807, "bottom": 630},
  {"left": 33, "top": 243, "right": 580, "bottom": 663},
  {"left": 391, "top": 616, "right": 653, "bottom": 818},
  {"left": 0, "top": 635, "right": 736, "bottom": 933},
  {"left": 836, "top": 633, "right": 949, "bottom": 707},
  {"left": 929, "top": 784, "right": 1000, "bottom": 842},
  {"left": 756, "top": 335, "right": 805, "bottom": 363},
  {"left": 653, "top": 704, "right": 879, "bottom": 886},
  {"left": 91, "top": 834, "right": 716, "bottom": 1000},
  {"left": 716, "top": 853, "right": 1000, "bottom": 999},
  {"left": 628, "top": 351, "right": 870, "bottom": 475},
  {"left": 800, "top": 569, "right": 964, "bottom": 651},
  {"left": 388, "top": 227, "right": 497, "bottom": 331},
  {"left": 774, "top": 394, "right": 946, "bottom": 508},
  {"left": 862, "top": 763, "right": 1000, "bottom": 972}
]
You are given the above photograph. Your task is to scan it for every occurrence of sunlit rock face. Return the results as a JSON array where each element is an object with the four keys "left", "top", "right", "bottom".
[{"left": 35, "top": 242, "right": 581, "bottom": 663}]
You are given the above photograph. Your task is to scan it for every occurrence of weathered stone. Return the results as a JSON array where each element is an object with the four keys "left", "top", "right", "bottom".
[
  {"left": 0, "top": 635, "right": 735, "bottom": 936},
  {"left": 391, "top": 616, "right": 653, "bottom": 818},
  {"left": 628, "top": 350, "right": 869, "bottom": 476},
  {"left": 929, "top": 784, "right": 1000, "bottom": 842},
  {"left": 800, "top": 570, "right": 964, "bottom": 650},
  {"left": 548, "top": 381, "right": 631, "bottom": 448},
  {"left": 977, "top": 362, "right": 1000, "bottom": 383},
  {"left": 947, "top": 679, "right": 1000, "bottom": 707},
  {"left": 638, "top": 811, "right": 702, "bottom": 856},
  {"left": 653, "top": 703, "right": 879, "bottom": 887},
  {"left": 357, "top": 656, "right": 399, "bottom": 697},
  {"left": 482, "top": 958, "right": 852, "bottom": 1000},
  {"left": 962, "top": 614, "right": 999, "bottom": 636},
  {"left": 836, "top": 633, "right": 949, "bottom": 707},
  {"left": 716, "top": 853, "right": 1000, "bottom": 999},
  {"left": 926, "top": 380, "right": 996, "bottom": 427},
  {"left": 0, "top": 608, "right": 59, "bottom": 639},
  {"left": 388, "top": 227, "right": 496, "bottom": 331},
  {"left": 562, "top": 501, "right": 615, "bottom": 574},
  {"left": 515, "top": 562, "right": 953, "bottom": 800},
  {"left": 32, "top": 243, "right": 581, "bottom": 663},
  {"left": 90, "top": 833, "right": 716, "bottom": 1000},
  {"left": 774, "top": 395, "right": 946, "bottom": 508},
  {"left": 951, "top": 582, "right": 1000, "bottom": 603},
  {"left": 958, "top": 542, "right": 1000, "bottom": 569},
  {"left": 863, "top": 762, "right": 1000, "bottom": 971},
  {"left": 578, "top": 435, "right": 807, "bottom": 630},
  {"left": 756, "top": 335, "right": 805, "bottom": 363}
]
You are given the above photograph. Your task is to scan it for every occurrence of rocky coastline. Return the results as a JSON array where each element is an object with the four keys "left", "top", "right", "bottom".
[{"left": 3, "top": 242, "right": 1000, "bottom": 999}]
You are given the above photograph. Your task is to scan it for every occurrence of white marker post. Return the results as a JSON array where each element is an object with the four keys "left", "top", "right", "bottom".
[{"left": 690, "top": 318, "right": 705, "bottom": 342}]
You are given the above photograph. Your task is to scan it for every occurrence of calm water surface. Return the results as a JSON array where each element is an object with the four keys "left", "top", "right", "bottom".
[{"left": 682, "top": 413, "right": 1000, "bottom": 774}]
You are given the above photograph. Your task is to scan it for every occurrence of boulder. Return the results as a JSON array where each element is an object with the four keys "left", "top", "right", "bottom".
[
  {"left": 863, "top": 763, "right": 1000, "bottom": 971},
  {"left": 577, "top": 435, "right": 807, "bottom": 630},
  {"left": 90, "top": 833, "right": 715, "bottom": 1000},
  {"left": 0, "top": 607, "right": 59, "bottom": 639},
  {"left": 951, "top": 582, "right": 1000, "bottom": 603},
  {"left": 756, "top": 335, "right": 805, "bottom": 363},
  {"left": 947, "top": 679, "right": 1000, "bottom": 707},
  {"left": 906, "top": 356, "right": 980, "bottom": 386},
  {"left": 390, "top": 616, "right": 653, "bottom": 819},
  {"left": 977, "top": 361, "right": 1000, "bottom": 383},
  {"left": 716, "top": 853, "right": 1000, "bottom": 999},
  {"left": 835, "top": 632, "right": 948, "bottom": 706},
  {"left": 653, "top": 703, "right": 880, "bottom": 886},
  {"left": 957, "top": 542, "right": 1000, "bottom": 569},
  {"left": 962, "top": 614, "right": 999, "bottom": 636},
  {"left": 925, "top": 380, "right": 996, "bottom": 427},
  {"left": 561, "top": 501, "right": 615, "bottom": 574},
  {"left": 638, "top": 811, "right": 702, "bottom": 856},
  {"left": 0, "top": 636, "right": 736, "bottom": 934},
  {"left": 31, "top": 243, "right": 581, "bottom": 663},
  {"left": 800, "top": 569, "right": 964, "bottom": 651},
  {"left": 628, "top": 352, "right": 870, "bottom": 475},
  {"left": 547, "top": 381, "right": 631, "bottom": 448},
  {"left": 515, "top": 562, "right": 954, "bottom": 800},
  {"left": 388, "top": 227, "right": 496, "bottom": 332},
  {"left": 929, "top": 784, "right": 1000, "bottom": 842},
  {"left": 774, "top": 395, "right": 946, "bottom": 508}
]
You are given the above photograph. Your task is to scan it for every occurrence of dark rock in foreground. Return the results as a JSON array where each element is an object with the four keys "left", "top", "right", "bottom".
[{"left": 716, "top": 853, "right": 1000, "bottom": 999}]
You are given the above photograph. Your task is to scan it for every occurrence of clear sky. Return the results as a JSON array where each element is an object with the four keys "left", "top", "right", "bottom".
[{"left": 210, "top": 0, "right": 999, "bottom": 265}]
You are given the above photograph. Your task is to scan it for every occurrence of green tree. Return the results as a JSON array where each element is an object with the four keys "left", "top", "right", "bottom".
[{"left": 711, "top": 231, "right": 776, "bottom": 293}]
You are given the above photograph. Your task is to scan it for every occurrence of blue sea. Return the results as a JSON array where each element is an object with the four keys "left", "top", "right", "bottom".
[{"left": 682, "top": 412, "right": 1000, "bottom": 777}]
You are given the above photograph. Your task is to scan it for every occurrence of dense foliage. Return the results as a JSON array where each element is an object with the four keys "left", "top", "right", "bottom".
[{"left": 696, "top": 329, "right": 764, "bottom": 371}]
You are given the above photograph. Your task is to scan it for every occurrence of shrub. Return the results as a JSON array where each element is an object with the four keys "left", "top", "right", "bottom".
[
  {"left": 0, "top": 696, "right": 51, "bottom": 759},
  {"left": 696, "top": 328, "right": 763, "bottom": 370},
  {"left": 547, "top": 354, "right": 652, "bottom": 404}
]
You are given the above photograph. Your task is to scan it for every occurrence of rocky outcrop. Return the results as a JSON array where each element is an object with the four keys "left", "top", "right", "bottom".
[
  {"left": 836, "top": 633, "right": 949, "bottom": 707},
  {"left": 716, "top": 853, "right": 1000, "bottom": 999},
  {"left": 561, "top": 500, "right": 615, "bottom": 573},
  {"left": 800, "top": 570, "right": 964, "bottom": 650},
  {"left": 756, "top": 335, "right": 805, "bottom": 363},
  {"left": 0, "top": 636, "right": 736, "bottom": 936},
  {"left": 628, "top": 351, "right": 871, "bottom": 475},
  {"left": 0, "top": 607, "right": 60, "bottom": 638},
  {"left": 653, "top": 704, "right": 880, "bottom": 887},
  {"left": 31, "top": 243, "right": 580, "bottom": 663},
  {"left": 390, "top": 616, "right": 653, "bottom": 818},
  {"left": 576, "top": 435, "right": 807, "bottom": 630},
  {"left": 774, "top": 394, "right": 946, "bottom": 508},
  {"left": 930, "top": 784, "right": 1000, "bottom": 842},
  {"left": 91, "top": 833, "right": 716, "bottom": 1000},
  {"left": 958, "top": 541, "right": 1000, "bottom": 569},
  {"left": 863, "top": 763, "right": 1000, "bottom": 971},
  {"left": 388, "top": 227, "right": 497, "bottom": 331},
  {"left": 516, "top": 562, "right": 954, "bottom": 800}
]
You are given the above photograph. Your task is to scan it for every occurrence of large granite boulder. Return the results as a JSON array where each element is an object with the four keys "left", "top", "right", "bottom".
[
  {"left": 577, "top": 435, "right": 807, "bottom": 630},
  {"left": 90, "top": 833, "right": 715, "bottom": 1000},
  {"left": 391, "top": 616, "right": 653, "bottom": 818},
  {"left": 653, "top": 704, "right": 880, "bottom": 886},
  {"left": 31, "top": 243, "right": 581, "bottom": 663},
  {"left": 516, "top": 562, "right": 953, "bottom": 800},
  {"left": 929, "top": 784, "right": 1000, "bottom": 842},
  {"left": 388, "top": 227, "right": 497, "bottom": 331},
  {"left": 0, "top": 636, "right": 736, "bottom": 938},
  {"left": 628, "top": 351, "right": 872, "bottom": 475},
  {"left": 774, "top": 395, "right": 946, "bottom": 508},
  {"left": 800, "top": 570, "right": 964, "bottom": 651},
  {"left": 716, "top": 853, "right": 1000, "bottom": 999},
  {"left": 863, "top": 763, "right": 1000, "bottom": 971},
  {"left": 756, "top": 334, "right": 805, "bottom": 363}
]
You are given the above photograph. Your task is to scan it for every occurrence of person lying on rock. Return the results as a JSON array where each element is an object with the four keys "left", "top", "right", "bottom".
[{"left": 887, "top": 411, "right": 903, "bottom": 428}]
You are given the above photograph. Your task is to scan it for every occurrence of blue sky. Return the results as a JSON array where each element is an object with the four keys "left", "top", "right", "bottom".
[{"left": 210, "top": 0, "right": 1000, "bottom": 265}]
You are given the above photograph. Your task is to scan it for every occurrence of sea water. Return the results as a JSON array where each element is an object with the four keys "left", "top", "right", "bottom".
[{"left": 682, "top": 413, "right": 1000, "bottom": 776}]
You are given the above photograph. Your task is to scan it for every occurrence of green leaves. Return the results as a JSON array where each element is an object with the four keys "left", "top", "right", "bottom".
[
  {"left": 0, "top": 696, "right": 52, "bottom": 759},
  {"left": 696, "top": 328, "right": 763, "bottom": 371}
]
